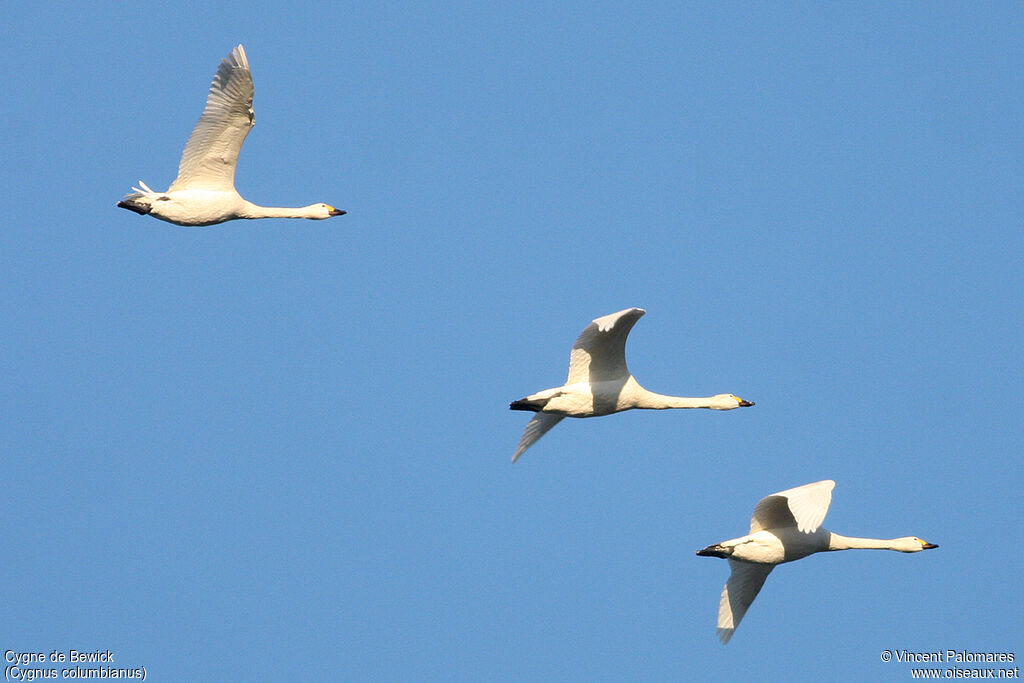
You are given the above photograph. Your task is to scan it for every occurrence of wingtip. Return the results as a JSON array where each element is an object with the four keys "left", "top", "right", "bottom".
[{"left": 229, "top": 44, "right": 249, "bottom": 69}]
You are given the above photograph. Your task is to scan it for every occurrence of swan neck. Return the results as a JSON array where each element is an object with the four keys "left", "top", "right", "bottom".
[
  {"left": 634, "top": 390, "right": 713, "bottom": 410},
  {"left": 828, "top": 533, "right": 901, "bottom": 551},
  {"left": 240, "top": 202, "right": 314, "bottom": 219}
]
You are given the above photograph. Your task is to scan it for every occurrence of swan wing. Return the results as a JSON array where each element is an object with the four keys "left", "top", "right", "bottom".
[
  {"left": 566, "top": 308, "right": 645, "bottom": 384},
  {"left": 750, "top": 479, "right": 835, "bottom": 533},
  {"left": 169, "top": 45, "right": 255, "bottom": 192},
  {"left": 717, "top": 560, "right": 773, "bottom": 644},
  {"left": 511, "top": 413, "right": 565, "bottom": 463}
]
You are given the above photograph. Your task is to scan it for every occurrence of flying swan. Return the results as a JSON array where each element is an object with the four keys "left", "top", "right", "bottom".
[
  {"left": 696, "top": 479, "right": 939, "bottom": 644},
  {"left": 509, "top": 307, "right": 753, "bottom": 462},
  {"left": 117, "top": 45, "right": 345, "bottom": 226}
]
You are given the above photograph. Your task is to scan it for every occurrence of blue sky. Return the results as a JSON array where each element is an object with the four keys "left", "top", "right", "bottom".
[{"left": 3, "top": 1, "right": 1022, "bottom": 680}]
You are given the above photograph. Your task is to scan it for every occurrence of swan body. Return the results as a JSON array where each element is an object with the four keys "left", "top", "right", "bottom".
[
  {"left": 117, "top": 45, "right": 345, "bottom": 226},
  {"left": 509, "top": 308, "right": 753, "bottom": 462},
  {"left": 696, "top": 480, "right": 938, "bottom": 644}
]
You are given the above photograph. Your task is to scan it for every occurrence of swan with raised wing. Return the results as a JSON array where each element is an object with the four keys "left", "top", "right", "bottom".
[
  {"left": 117, "top": 45, "right": 345, "bottom": 226},
  {"left": 509, "top": 307, "right": 753, "bottom": 462},
  {"left": 697, "top": 479, "right": 938, "bottom": 644}
]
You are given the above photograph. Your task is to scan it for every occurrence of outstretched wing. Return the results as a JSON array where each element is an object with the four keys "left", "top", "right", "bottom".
[
  {"left": 511, "top": 413, "right": 565, "bottom": 463},
  {"left": 750, "top": 479, "right": 835, "bottom": 533},
  {"left": 716, "top": 560, "right": 773, "bottom": 644},
  {"left": 169, "top": 45, "right": 255, "bottom": 192},
  {"left": 566, "top": 308, "right": 645, "bottom": 384}
]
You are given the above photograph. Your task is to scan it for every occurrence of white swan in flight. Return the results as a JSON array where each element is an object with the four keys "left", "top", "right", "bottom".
[
  {"left": 696, "top": 479, "right": 938, "bottom": 644},
  {"left": 509, "top": 308, "right": 753, "bottom": 462},
  {"left": 117, "top": 45, "right": 345, "bottom": 226}
]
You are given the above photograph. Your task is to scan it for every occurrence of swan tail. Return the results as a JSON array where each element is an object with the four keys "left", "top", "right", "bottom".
[
  {"left": 117, "top": 181, "right": 162, "bottom": 215},
  {"left": 509, "top": 397, "right": 545, "bottom": 412},
  {"left": 696, "top": 543, "right": 733, "bottom": 559},
  {"left": 117, "top": 190, "right": 154, "bottom": 215},
  {"left": 117, "top": 194, "right": 151, "bottom": 215}
]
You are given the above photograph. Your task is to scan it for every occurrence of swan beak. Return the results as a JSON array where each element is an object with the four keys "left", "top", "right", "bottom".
[
  {"left": 921, "top": 542, "right": 939, "bottom": 550},
  {"left": 696, "top": 544, "right": 732, "bottom": 558},
  {"left": 328, "top": 207, "right": 346, "bottom": 216},
  {"left": 738, "top": 399, "right": 754, "bottom": 407}
]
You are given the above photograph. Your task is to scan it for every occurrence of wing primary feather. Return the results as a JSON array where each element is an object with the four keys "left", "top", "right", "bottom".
[
  {"left": 566, "top": 308, "right": 645, "bottom": 384},
  {"left": 750, "top": 480, "right": 835, "bottom": 533},
  {"left": 511, "top": 413, "right": 565, "bottom": 463},
  {"left": 717, "top": 561, "right": 773, "bottom": 644},
  {"left": 168, "top": 44, "right": 256, "bottom": 192}
]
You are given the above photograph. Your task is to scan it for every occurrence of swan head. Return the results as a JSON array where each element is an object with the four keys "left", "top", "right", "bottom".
[
  {"left": 895, "top": 537, "right": 939, "bottom": 553},
  {"left": 710, "top": 394, "right": 755, "bottom": 410},
  {"left": 308, "top": 203, "right": 346, "bottom": 219}
]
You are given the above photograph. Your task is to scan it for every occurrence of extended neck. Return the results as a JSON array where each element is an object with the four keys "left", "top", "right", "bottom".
[
  {"left": 634, "top": 390, "right": 717, "bottom": 410},
  {"left": 239, "top": 202, "right": 320, "bottom": 219},
  {"left": 828, "top": 533, "right": 903, "bottom": 551}
]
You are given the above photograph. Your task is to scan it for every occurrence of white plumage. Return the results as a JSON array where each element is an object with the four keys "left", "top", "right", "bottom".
[
  {"left": 697, "top": 480, "right": 938, "bottom": 644},
  {"left": 509, "top": 308, "right": 753, "bottom": 462},
  {"left": 117, "top": 45, "right": 345, "bottom": 226}
]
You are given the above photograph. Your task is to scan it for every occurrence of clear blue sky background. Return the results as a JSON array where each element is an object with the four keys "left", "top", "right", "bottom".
[{"left": 3, "top": 2, "right": 1021, "bottom": 680}]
